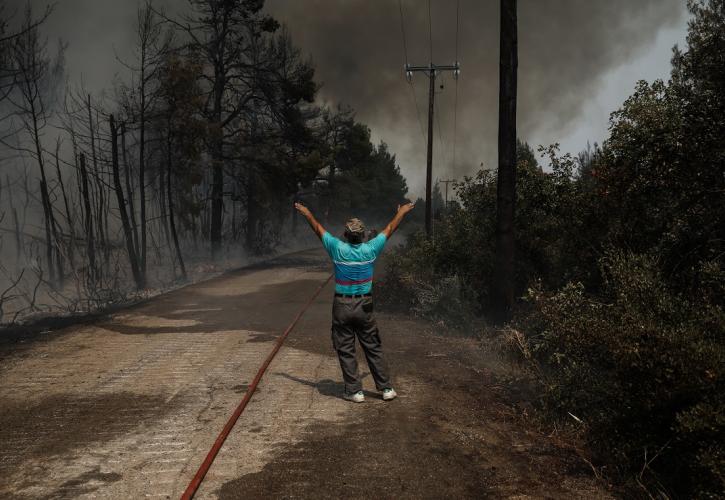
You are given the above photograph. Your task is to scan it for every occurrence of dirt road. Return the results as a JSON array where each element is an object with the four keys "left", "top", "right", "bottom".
[{"left": 0, "top": 249, "right": 610, "bottom": 499}]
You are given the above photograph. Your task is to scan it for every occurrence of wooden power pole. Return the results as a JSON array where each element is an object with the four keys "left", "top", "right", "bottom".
[
  {"left": 438, "top": 178, "right": 455, "bottom": 209},
  {"left": 406, "top": 63, "right": 460, "bottom": 236},
  {"left": 493, "top": 0, "right": 518, "bottom": 323}
]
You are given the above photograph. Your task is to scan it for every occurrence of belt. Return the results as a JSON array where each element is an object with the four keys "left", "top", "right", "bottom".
[{"left": 335, "top": 293, "right": 372, "bottom": 298}]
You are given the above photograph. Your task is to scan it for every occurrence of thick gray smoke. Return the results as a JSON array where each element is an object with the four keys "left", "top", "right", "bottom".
[
  {"left": 265, "top": 0, "right": 685, "bottom": 193},
  {"left": 8, "top": 0, "right": 684, "bottom": 195}
]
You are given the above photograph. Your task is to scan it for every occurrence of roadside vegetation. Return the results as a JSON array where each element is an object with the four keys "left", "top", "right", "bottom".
[{"left": 379, "top": 1, "right": 724, "bottom": 497}]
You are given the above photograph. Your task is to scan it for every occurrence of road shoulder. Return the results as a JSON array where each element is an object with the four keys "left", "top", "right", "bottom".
[{"left": 218, "top": 310, "right": 612, "bottom": 499}]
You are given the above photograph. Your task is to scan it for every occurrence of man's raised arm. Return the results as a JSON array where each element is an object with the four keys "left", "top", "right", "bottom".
[
  {"left": 294, "top": 202, "right": 326, "bottom": 240},
  {"left": 382, "top": 202, "right": 415, "bottom": 238}
]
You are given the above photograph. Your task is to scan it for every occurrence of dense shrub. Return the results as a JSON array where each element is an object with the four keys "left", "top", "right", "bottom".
[
  {"left": 379, "top": 142, "right": 594, "bottom": 314},
  {"left": 518, "top": 252, "right": 724, "bottom": 497},
  {"left": 377, "top": 241, "right": 476, "bottom": 331}
]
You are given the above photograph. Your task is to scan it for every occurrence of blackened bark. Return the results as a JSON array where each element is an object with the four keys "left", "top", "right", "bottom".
[
  {"left": 87, "top": 95, "right": 105, "bottom": 259},
  {"left": 54, "top": 140, "right": 74, "bottom": 271},
  {"left": 120, "top": 123, "right": 139, "bottom": 259},
  {"left": 139, "top": 68, "right": 148, "bottom": 285},
  {"left": 493, "top": 0, "right": 518, "bottom": 323},
  {"left": 158, "top": 160, "right": 171, "bottom": 248},
  {"left": 110, "top": 115, "right": 143, "bottom": 289},
  {"left": 245, "top": 170, "right": 257, "bottom": 252},
  {"left": 166, "top": 132, "right": 186, "bottom": 280},
  {"left": 40, "top": 180, "right": 55, "bottom": 285},
  {"left": 209, "top": 20, "right": 228, "bottom": 259},
  {"left": 13, "top": 207, "right": 21, "bottom": 262},
  {"left": 209, "top": 128, "right": 224, "bottom": 257},
  {"left": 30, "top": 105, "right": 58, "bottom": 287},
  {"left": 79, "top": 154, "right": 96, "bottom": 285}
]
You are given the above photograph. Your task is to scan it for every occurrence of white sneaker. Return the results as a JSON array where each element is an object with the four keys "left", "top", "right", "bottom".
[
  {"left": 382, "top": 388, "right": 397, "bottom": 401},
  {"left": 343, "top": 390, "right": 365, "bottom": 403}
]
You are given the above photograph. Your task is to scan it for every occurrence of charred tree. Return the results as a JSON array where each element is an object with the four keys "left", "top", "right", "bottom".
[
  {"left": 110, "top": 114, "right": 143, "bottom": 289},
  {"left": 79, "top": 153, "right": 96, "bottom": 285},
  {"left": 54, "top": 138, "right": 75, "bottom": 271},
  {"left": 8, "top": 7, "right": 64, "bottom": 287},
  {"left": 165, "top": 129, "right": 186, "bottom": 280},
  {"left": 87, "top": 94, "right": 107, "bottom": 264},
  {"left": 120, "top": 122, "right": 140, "bottom": 259}
]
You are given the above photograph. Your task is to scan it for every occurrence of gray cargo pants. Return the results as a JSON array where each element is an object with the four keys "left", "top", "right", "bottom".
[{"left": 331, "top": 294, "right": 392, "bottom": 394}]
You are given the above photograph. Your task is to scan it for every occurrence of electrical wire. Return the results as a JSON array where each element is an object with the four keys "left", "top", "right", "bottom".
[
  {"left": 455, "top": 0, "right": 460, "bottom": 60},
  {"left": 398, "top": 0, "right": 409, "bottom": 66},
  {"left": 453, "top": 0, "right": 460, "bottom": 172},
  {"left": 410, "top": 81, "right": 427, "bottom": 143},
  {"left": 435, "top": 97, "right": 447, "bottom": 169},
  {"left": 399, "top": 0, "right": 427, "bottom": 143},
  {"left": 428, "top": 0, "right": 433, "bottom": 63}
]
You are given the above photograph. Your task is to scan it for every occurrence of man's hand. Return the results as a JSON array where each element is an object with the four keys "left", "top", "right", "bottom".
[
  {"left": 294, "top": 202, "right": 326, "bottom": 239},
  {"left": 294, "top": 202, "right": 311, "bottom": 216},
  {"left": 382, "top": 202, "right": 415, "bottom": 238},
  {"left": 397, "top": 202, "right": 415, "bottom": 216}
]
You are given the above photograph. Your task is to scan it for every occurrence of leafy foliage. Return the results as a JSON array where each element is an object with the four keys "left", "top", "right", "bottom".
[
  {"left": 381, "top": 1, "right": 725, "bottom": 496},
  {"left": 519, "top": 253, "right": 724, "bottom": 496}
]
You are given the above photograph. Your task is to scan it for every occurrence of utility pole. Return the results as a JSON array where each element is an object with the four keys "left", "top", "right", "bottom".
[
  {"left": 406, "top": 62, "right": 460, "bottom": 236},
  {"left": 493, "top": 0, "right": 518, "bottom": 323},
  {"left": 438, "top": 178, "right": 455, "bottom": 210}
]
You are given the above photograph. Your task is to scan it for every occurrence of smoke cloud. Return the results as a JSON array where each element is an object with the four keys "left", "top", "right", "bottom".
[
  {"left": 265, "top": 0, "right": 685, "bottom": 193},
  {"left": 7, "top": 0, "right": 685, "bottom": 195}
]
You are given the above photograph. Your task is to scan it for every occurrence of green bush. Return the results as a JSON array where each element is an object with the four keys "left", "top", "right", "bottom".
[
  {"left": 518, "top": 251, "right": 724, "bottom": 497},
  {"left": 377, "top": 239, "right": 477, "bottom": 331},
  {"left": 379, "top": 142, "right": 592, "bottom": 317}
]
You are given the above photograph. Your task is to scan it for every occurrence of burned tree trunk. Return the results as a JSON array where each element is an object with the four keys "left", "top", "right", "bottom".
[
  {"left": 54, "top": 138, "right": 75, "bottom": 272},
  {"left": 209, "top": 92, "right": 224, "bottom": 258},
  {"left": 166, "top": 131, "right": 186, "bottom": 281},
  {"left": 138, "top": 74, "right": 149, "bottom": 283},
  {"left": 110, "top": 115, "right": 143, "bottom": 289},
  {"left": 158, "top": 161, "right": 171, "bottom": 248},
  {"left": 492, "top": 0, "right": 518, "bottom": 323},
  {"left": 31, "top": 113, "right": 59, "bottom": 288},
  {"left": 7, "top": 179, "right": 22, "bottom": 262},
  {"left": 120, "top": 123, "right": 139, "bottom": 259},
  {"left": 87, "top": 94, "right": 110, "bottom": 273},
  {"left": 245, "top": 169, "right": 257, "bottom": 253},
  {"left": 39, "top": 180, "right": 56, "bottom": 284},
  {"left": 79, "top": 153, "right": 96, "bottom": 285}
]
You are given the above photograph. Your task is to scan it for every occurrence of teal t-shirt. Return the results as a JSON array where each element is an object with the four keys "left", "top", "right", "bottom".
[{"left": 321, "top": 232, "right": 387, "bottom": 294}]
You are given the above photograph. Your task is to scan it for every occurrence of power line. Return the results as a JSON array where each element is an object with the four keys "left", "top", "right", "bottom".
[
  {"left": 398, "top": 0, "right": 427, "bottom": 143},
  {"left": 402, "top": 1, "right": 460, "bottom": 236},
  {"left": 434, "top": 88, "right": 447, "bottom": 162},
  {"left": 428, "top": 1, "right": 446, "bottom": 164},
  {"left": 455, "top": 0, "right": 460, "bottom": 60},
  {"left": 427, "top": 0, "right": 433, "bottom": 63},
  {"left": 398, "top": 0, "right": 409, "bottom": 65},
  {"left": 453, "top": 0, "right": 461, "bottom": 172},
  {"left": 410, "top": 81, "right": 427, "bottom": 142}
]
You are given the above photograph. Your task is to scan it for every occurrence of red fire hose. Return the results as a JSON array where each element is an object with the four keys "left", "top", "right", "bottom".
[{"left": 180, "top": 274, "right": 333, "bottom": 499}]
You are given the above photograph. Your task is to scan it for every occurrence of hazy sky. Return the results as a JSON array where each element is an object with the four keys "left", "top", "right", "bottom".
[{"left": 11, "top": 0, "right": 689, "bottom": 196}]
